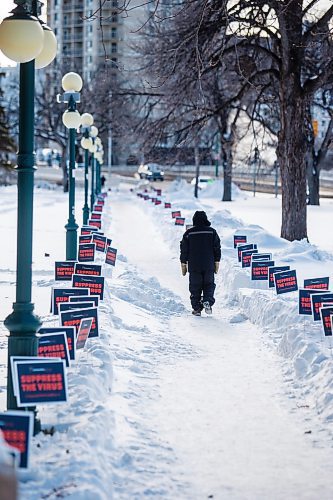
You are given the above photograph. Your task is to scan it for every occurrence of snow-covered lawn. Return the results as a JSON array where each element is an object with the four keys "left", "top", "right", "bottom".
[{"left": 1, "top": 177, "right": 333, "bottom": 499}]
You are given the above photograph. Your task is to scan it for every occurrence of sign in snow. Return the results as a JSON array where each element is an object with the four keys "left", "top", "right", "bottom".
[
  {"left": 38, "top": 327, "right": 76, "bottom": 361},
  {"left": 52, "top": 287, "right": 90, "bottom": 315},
  {"left": 58, "top": 301, "right": 95, "bottom": 314},
  {"left": 251, "top": 260, "right": 275, "bottom": 280},
  {"left": 88, "top": 219, "right": 102, "bottom": 229},
  {"left": 175, "top": 217, "right": 185, "bottom": 226},
  {"left": 38, "top": 332, "right": 70, "bottom": 367},
  {"left": 172, "top": 211, "right": 181, "bottom": 218},
  {"left": 91, "top": 212, "right": 102, "bottom": 220},
  {"left": 69, "top": 295, "right": 99, "bottom": 307},
  {"left": 233, "top": 235, "right": 247, "bottom": 249},
  {"left": 0, "top": 411, "right": 34, "bottom": 468},
  {"left": 54, "top": 261, "right": 76, "bottom": 281},
  {"left": 304, "top": 277, "right": 329, "bottom": 290},
  {"left": 72, "top": 274, "right": 105, "bottom": 300},
  {"left": 241, "top": 249, "right": 258, "bottom": 268},
  {"left": 105, "top": 247, "right": 117, "bottom": 266},
  {"left": 14, "top": 360, "right": 68, "bottom": 406},
  {"left": 268, "top": 266, "right": 291, "bottom": 288},
  {"left": 298, "top": 289, "right": 319, "bottom": 315},
  {"left": 79, "top": 235, "right": 92, "bottom": 244},
  {"left": 238, "top": 244, "right": 257, "bottom": 263},
  {"left": 251, "top": 253, "right": 272, "bottom": 261},
  {"left": 320, "top": 306, "right": 333, "bottom": 336},
  {"left": 165, "top": 202, "right": 171, "bottom": 209},
  {"left": 311, "top": 293, "right": 333, "bottom": 321},
  {"left": 76, "top": 318, "right": 93, "bottom": 349},
  {"left": 92, "top": 234, "right": 107, "bottom": 253},
  {"left": 274, "top": 270, "right": 298, "bottom": 294},
  {"left": 78, "top": 243, "right": 96, "bottom": 262},
  {"left": 80, "top": 227, "right": 98, "bottom": 235},
  {"left": 155, "top": 200, "right": 162, "bottom": 206},
  {"left": 93, "top": 204, "right": 103, "bottom": 213},
  {"left": 74, "top": 263, "right": 102, "bottom": 276},
  {"left": 60, "top": 307, "right": 99, "bottom": 338}
]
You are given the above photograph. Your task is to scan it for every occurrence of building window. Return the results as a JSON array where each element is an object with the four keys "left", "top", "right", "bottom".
[
  {"left": 89, "top": 55, "right": 92, "bottom": 63},
  {"left": 89, "top": 25, "right": 93, "bottom": 33},
  {"left": 112, "top": 0, "right": 118, "bottom": 6},
  {"left": 111, "top": 43, "right": 117, "bottom": 53},
  {"left": 111, "top": 12, "right": 118, "bottom": 22},
  {"left": 54, "top": 13, "right": 58, "bottom": 21},
  {"left": 54, "top": 28, "right": 58, "bottom": 35},
  {"left": 111, "top": 27, "right": 117, "bottom": 38}
]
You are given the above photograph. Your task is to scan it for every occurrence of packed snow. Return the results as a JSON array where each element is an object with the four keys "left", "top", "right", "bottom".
[{"left": 1, "top": 176, "right": 333, "bottom": 498}]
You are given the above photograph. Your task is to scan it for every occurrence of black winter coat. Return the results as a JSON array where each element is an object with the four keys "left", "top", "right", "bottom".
[{"left": 180, "top": 225, "right": 221, "bottom": 272}]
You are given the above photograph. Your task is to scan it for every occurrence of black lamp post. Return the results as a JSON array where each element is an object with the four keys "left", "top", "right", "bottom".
[
  {"left": 80, "top": 113, "right": 94, "bottom": 225},
  {"left": 58, "top": 72, "right": 82, "bottom": 260},
  {"left": 89, "top": 126, "right": 98, "bottom": 211},
  {"left": 0, "top": 0, "right": 57, "bottom": 433}
]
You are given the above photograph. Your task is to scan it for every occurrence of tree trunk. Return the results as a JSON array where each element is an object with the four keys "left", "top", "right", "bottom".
[
  {"left": 61, "top": 144, "right": 68, "bottom": 193},
  {"left": 222, "top": 144, "right": 232, "bottom": 201},
  {"left": 222, "top": 145, "right": 232, "bottom": 201},
  {"left": 194, "top": 145, "right": 200, "bottom": 198},
  {"left": 277, "top": 84, "right": 308, "bottom": 241},
  {"left": 306, "top": 156, "right": 320, "bottom": 206}
]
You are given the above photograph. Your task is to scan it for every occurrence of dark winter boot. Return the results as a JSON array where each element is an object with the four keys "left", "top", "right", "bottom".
[
  {"left": 192, "top": 309, "right": 201, "bottom": 316},
  {"left": 203, "top": 301, "right": 212, "bottom": 315}
]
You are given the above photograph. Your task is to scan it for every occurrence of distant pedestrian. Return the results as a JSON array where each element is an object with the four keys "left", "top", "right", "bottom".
[
  {"left": 101, "top": 175, "right": 106, "bottom": 188},
  {"left": 180, "top": 211, "right": 221, "bottom": 316}
]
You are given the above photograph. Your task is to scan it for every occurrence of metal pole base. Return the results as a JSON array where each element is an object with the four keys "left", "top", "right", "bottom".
[
  {"left": 83, "top": 205, "right": 90, "bottom": 226},
  {"left": 5, "top": 304, "right": 41, "bottom": 434},
  {"left": 65, "top": 221, "right": 79, "bottom": 261}
]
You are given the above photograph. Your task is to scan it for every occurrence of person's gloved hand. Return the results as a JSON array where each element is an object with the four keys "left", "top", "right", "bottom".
[
  {"left": 214, "top": 262, "right": 220, "bottom": 274},
  {"left": 181, "top": 263, "right": 187, "bottom": 276}
]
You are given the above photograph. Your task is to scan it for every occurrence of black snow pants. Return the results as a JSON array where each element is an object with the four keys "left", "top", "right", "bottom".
[{"left": 189, "top": 270, "right": 216, "bottom": 311}]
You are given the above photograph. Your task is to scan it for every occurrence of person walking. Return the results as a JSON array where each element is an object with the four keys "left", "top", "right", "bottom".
[{"left": 180, "top": 211, "right": 221, "bottom": 316}]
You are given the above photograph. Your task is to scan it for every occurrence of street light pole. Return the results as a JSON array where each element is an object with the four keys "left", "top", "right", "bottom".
[
  {"left": 89, "top": 125, "right": 98, "bottom": 210},
  {"left": 80, "top": 113, "right": 94, "bottom": 225},
  {"left": 90, "top": 143, "right": 95, "bottom": 211},
  {"left": 95, "top": 158, "right": 101, "bottom": 197},
  {"left": 0, "top": 0, "right": 57, "bottom": 434},
  {"left": 59, "top": 72, "right": 82, "bottom": 259},
  {"left": 65, "top": 96, "right": 78, "bottom": 260},
  {"left": 4, "top": 58, "right": 41, "bottom": 421},
  {"left": 83, "top": 147, "right": 90, "bottom": 224}
]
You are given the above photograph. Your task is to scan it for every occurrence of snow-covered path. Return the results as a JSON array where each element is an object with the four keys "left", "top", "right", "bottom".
[{"left": 110, "top": 190, "right": 333, "bottom": 499}]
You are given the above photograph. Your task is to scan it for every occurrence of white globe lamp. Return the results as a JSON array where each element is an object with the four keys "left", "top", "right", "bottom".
[
  {"left": 81, "top": 113, "right": 94, "bottom": 127},
  {"left": 81, "top": 137, "right": 93, "bottom": 150},
  {"left": 90, "top": 126, "right": 98, "bottom": 138},
  {"left": 35, "top": 24, "right": 57, "bottom": 69},
  {"left": 62, "top": 110, "right": 81, "bottom": 129},
  {"left": 62, "top": 72, "right": 83, "bottom": 92},
  {"left": 0, "top": 11, "right": 44, "bottom": 63}
]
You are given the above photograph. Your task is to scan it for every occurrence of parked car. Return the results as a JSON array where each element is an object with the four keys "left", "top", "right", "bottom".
[
  {"left": 137, "top": 163, "right": 164, "bottom": 181},
  {"left": 190, "top": 176, "right": 214, "bottom": 189}
]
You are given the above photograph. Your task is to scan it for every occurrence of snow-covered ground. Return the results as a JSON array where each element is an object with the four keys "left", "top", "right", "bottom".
[{"left": 1, "top": 177, "right": 333, "bottom": 499}]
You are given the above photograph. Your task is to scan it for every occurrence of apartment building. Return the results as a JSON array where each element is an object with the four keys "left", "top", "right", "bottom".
[{"left": 47, "top": 0, "right": 148, "bottom": 163}]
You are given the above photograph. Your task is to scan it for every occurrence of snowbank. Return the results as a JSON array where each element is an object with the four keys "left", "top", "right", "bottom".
[{"left": 137, "top": 181, "right": 333, "bottom": 425}]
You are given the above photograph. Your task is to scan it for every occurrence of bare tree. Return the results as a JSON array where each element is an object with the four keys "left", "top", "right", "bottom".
[{"left": 118, "top": 0, "right": 333, "bottom": 241}]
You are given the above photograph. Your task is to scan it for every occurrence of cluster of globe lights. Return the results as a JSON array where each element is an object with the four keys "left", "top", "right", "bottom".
[
  {"left": 0, "top": 7, "right": 103, "bottom": 159},
  {"left": 80, "top": 117, "right": 103, "bottom": 161},
  {"left": 0, "top": 5, "right": 57, "bottom": 68}
]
